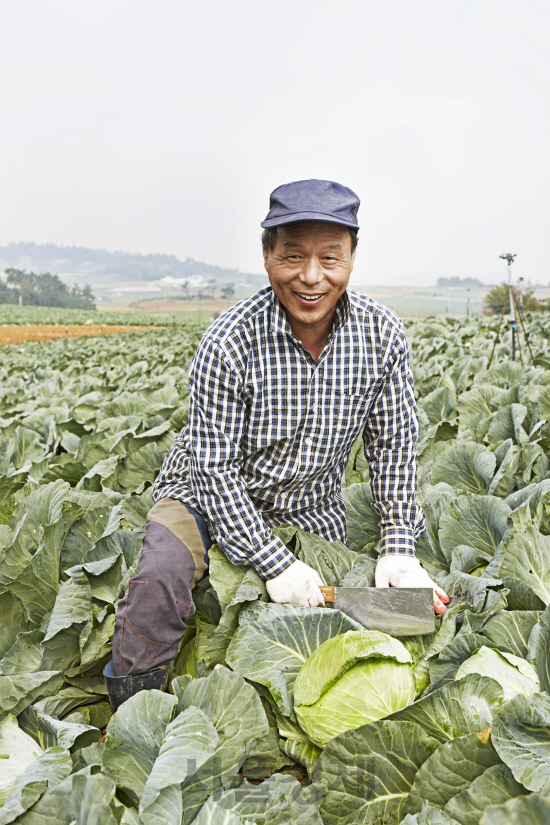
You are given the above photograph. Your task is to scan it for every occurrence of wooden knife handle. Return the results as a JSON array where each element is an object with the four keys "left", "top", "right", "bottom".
[{"left": 320, "top": 586, "right": 336, "bottom": 603}]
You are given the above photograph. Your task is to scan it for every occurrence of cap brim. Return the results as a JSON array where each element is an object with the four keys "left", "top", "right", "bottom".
[{"left": 260, "top": 211, "right": 359, "bottom": 230}]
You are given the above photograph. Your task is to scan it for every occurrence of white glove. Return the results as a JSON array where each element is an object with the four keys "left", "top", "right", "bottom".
[
  {"left": 266, "top": 560, "right": 325, "bottom": 607},
  {"left": 375, "top": 555, "right": 449, "bottom": 615}
]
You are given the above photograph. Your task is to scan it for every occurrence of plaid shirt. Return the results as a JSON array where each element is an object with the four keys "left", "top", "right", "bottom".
[{"left": 153, "top": 287, "right": 425, "bottom": 579}]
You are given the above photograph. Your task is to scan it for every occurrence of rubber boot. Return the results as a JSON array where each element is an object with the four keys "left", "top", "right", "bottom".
[{"left": 103, "top": 659, "right": 170, "bottom": 713}]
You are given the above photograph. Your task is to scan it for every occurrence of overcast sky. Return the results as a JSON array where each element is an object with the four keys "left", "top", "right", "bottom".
[{"left": 1, "top": 0, "right": 549, "bottom": 286}]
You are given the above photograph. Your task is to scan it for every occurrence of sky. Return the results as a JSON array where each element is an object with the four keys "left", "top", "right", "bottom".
[{"left": 1, "top": 0, "right": 549, "bottom": 286}]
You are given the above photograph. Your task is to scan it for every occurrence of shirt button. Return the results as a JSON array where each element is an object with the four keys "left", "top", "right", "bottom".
[{"left": 305, "top": 437, "right": 313, "bottom": 446}]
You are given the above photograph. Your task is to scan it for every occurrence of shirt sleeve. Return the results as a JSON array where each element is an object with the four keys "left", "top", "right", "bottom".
[
  {"left": 183, "top": 336, "right": 295, "bottom": 579},
  {"left": 362, "top": 323, "right": 426, "bottom": 556}
]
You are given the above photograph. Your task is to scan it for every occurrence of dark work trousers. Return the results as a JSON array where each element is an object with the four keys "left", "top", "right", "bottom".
[{"left": 112, "top": 497, "right": 212, "bottom": 677}]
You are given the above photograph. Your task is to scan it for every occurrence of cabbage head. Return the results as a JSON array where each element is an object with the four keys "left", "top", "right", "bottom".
[
  {"left": 0, "top": 714, "right": 43, "bottom": 805},
  {"left": 293, "top": 629, "right": 415, "bottom": 748},
  {"left": 455, "top": 645, "right": 540, "bottom": 701}
]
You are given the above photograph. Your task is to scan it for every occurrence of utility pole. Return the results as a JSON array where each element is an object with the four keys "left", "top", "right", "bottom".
[
  {"left": 466, "top": 287, "right": 470, "bottom": 318},
  {"left": 500, "top": 253, "right": 517, "bottom": 360}
]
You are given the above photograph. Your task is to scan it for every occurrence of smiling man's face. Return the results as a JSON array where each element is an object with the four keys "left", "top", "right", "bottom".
[{"left": 263, "top": 220, "right": 356, "bottom": 341}]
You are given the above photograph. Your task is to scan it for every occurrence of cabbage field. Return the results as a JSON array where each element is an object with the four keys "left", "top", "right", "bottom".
[
  {"left": 2, "top": 312, "right": 550, "bottom": 824},
  {"left": 0, "top": 306, "right": 175, "bottom": 326}
]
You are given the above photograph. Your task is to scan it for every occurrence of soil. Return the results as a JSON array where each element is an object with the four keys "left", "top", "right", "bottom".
[{"left": 0, "top": 324, "right": 162, "bottom": 345}]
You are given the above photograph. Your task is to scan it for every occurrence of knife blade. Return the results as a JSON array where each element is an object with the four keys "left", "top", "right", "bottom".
[{"left": 319, "top": 586, "right": 435, "bottom": 636}]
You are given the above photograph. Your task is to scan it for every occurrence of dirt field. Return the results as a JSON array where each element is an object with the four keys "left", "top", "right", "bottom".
[{"left": 0, "top": 324, "right": 162, "bottom": 345}]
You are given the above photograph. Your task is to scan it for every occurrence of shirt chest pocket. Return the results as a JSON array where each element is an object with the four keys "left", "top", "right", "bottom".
[{"left": 325, "top": 380, "right": 383, "bottom": 446}]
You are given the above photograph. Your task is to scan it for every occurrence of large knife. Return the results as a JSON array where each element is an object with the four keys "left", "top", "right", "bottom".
[{"left": 319, "top": 586, "right": 435, "bottom": 636}]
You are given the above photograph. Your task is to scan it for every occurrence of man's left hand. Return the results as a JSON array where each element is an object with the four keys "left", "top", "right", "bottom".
[{"left": 375, "top": 555, "right": 450, "bottom": 615}]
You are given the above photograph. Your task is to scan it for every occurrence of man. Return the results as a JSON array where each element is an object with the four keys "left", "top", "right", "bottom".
[{"left": 105, "top": 179, "right": 448, "bottom": 709}]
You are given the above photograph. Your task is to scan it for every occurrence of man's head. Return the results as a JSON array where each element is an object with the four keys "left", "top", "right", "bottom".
[{"left": 261, "top": 179, "right": 359, "bottom": 336}]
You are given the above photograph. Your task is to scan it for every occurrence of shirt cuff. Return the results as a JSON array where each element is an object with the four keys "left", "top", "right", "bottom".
[
  {"left": 379, "top": 525, "right": 416, "bottom": 557},
  {"left": 248, "top": 536, "right": 296, "bottom": 580}
]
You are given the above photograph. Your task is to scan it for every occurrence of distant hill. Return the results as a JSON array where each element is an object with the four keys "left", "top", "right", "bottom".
[{"left": 0, "top": 242, "right": 266, "bottom": 285}]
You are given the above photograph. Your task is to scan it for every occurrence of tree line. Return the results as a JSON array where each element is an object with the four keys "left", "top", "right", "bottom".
[
  {"left": 0, "top": 269, "right": 96, "bottom": 310},
  {"left": 437, "top": 276, "right": 486, "bottom": 288},
  {"left": 483, "top": 282, "right": 549, "bottom": 315}
]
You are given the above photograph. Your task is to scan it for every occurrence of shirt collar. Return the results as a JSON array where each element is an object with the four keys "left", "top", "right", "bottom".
[{"left": 269, "top": 289, "right": 351, "bottom": 338}]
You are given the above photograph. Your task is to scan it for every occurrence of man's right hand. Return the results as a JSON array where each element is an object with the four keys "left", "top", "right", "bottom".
[{"left": 266, "top": 559, "right": 325, "bottom": 607}]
